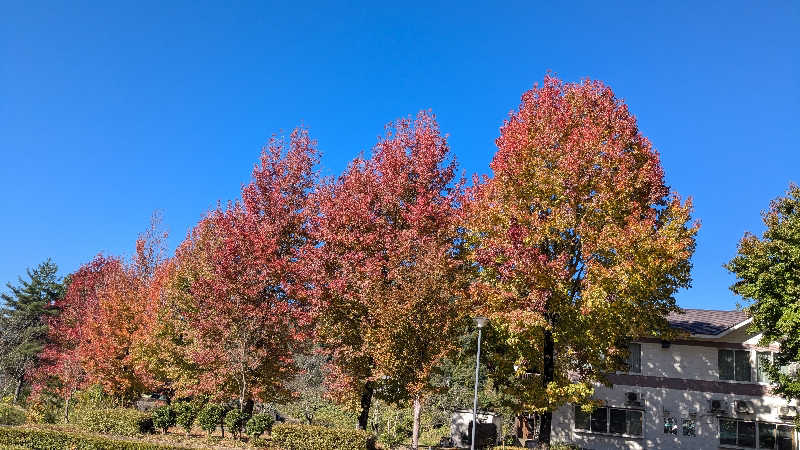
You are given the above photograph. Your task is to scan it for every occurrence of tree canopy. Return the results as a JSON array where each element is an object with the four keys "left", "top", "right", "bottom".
[
  {"left": 465, "top": 76, "right": 698, "bottom": 444},
  {"left": 727, "top": 183, "right": 800, "bottom": 399},
  {"left": 0, "top": 259, "right": 64, "bottom": 403}
]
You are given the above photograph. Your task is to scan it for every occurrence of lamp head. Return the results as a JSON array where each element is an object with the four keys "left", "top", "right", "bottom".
[{"left": 474, "top": 316, "right": 489, "bottom": 328}]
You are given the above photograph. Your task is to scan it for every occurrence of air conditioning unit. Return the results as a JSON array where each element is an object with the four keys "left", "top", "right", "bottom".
[
  {"left": 709, "top": 399, "right": 728, "bottom": 414},
  {"left": 735, "top": 400, "right": 754, "bottom": 414},
  {"left": 625, "top": 392, "right": 642, "bottom": 407},
  {"left": 779, "top": 406, "right": 798, "bottom": 418}
]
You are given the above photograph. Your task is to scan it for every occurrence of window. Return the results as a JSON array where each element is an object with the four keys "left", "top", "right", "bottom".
[
  {"left": 591, "top": 407, "right": 607, "bottom": 433},
  {"left": 609, "top": 408, "right": 627, "bottom": 434},
  {"left": 575, "top": 407, "right": 590, "bottom": 431},
  {"left": 720, "top": 419, "right": 796, "bottom": 449},
  {"left": 627, "top": 342, "right": 641, "bottom": 373},
  {"left": 574, "top": 406, "right": 643, "bottom": 436},
  {"left": 721, "top": 419, "right": 738, "bottom": 445},
  {"left": 664, "top": 409, "right": 678, "bottom": 435},
  {"left": 627, "top": 409, "right": 643, "bottom": 436},
  {"left": 682, "top": 414, "right": 697, "bottom": 437},
  {"left": 761, "top": 423, "right": 778, "bottom": 449},
  {"left": 739, "top": 421, "right": 756, "bottom": 447},
  {"left": 777, "top": 424, "right": 797, "bottom": 450},
  {"left": 720, "top": 349, "right": 752, "bottom": 381}
]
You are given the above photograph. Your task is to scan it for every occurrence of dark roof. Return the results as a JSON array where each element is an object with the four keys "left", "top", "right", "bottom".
[{"left": 667, "top": 309, "right": 750, "bottom": 336}]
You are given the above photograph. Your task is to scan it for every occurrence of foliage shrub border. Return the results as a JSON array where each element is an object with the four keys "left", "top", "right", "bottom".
[
  {"left": 76, "top": 408, "right": 154, "bottom": 436},
  {"left": 0, "top": 425, "right": 178, "bottom": 449},
  {"left": 271, "top": 423, "right": 376, "bottom": 450}
]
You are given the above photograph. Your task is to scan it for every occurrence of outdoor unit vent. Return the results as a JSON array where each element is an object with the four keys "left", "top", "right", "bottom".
[
  {"left": 625, "top": 392, "right": 642, "bottom": 407},
  {"left": 735, "top": 400, "right": 754, "bottom": 414},
  {"left": 779, "top": 406, "right": 799, "bottom": 418},
  {"left": 709, "top": 399, "right": 728, "bottom": 414}
]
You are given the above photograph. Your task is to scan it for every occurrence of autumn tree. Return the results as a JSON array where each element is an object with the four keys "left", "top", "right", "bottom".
[
  {"left": 466, "top": 76, "right": 698, "bottom": 446},
  {"left": 144, "top": 129, "right": 317, "bottom": 409},
  {"left": 726, "top": 183, "right": 800, "bottom": 399},
  {"left": 32, "top": 214, "right": 168, "bottom": 412},
  {"left": 310, "top": 112, "right": 469, "bottom": 447},
  {"left": 0, "top": 259, "right": 64, "bottom": 403},
  {"left": 32, "top": 256, "right": 112, "bottom": 420}
]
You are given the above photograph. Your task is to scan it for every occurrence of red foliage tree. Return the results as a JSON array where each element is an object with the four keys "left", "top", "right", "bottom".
[
  {"left": 309, "top": 112, "right": 469, "bottom": 443},
  {"left": 32, "top": 256, "right": 117, "bottom": 419},
  {"left": 146, "top": 129, "right": 318, "bottom": 408}
]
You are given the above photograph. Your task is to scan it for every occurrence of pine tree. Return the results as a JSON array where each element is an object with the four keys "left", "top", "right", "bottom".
[{"left": 0, "top": 259, "right": 64, "bottom": 403}]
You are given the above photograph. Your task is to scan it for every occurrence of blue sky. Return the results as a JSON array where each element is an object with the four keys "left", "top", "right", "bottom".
[{"left": 1, "top": 1, "right": 798, "bottom": 310}]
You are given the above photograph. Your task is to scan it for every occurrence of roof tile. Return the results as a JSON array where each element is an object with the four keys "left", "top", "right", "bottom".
[{"left": 667, "top": 309, "right": 749, "bottom": 336}]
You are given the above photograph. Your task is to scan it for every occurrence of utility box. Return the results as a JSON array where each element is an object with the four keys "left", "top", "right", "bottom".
[{"left": 450, "top": 409, "right": 502, "bottom": 448}]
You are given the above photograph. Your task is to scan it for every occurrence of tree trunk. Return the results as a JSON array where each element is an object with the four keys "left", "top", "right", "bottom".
[
  {"left": 411, "top": 396, "right": 422, "bottom": 450},
  {"left": 357, "top": 381, "right": 374, "bottom": 430},
  {"left": 64, "top": 394, "right": 72, "bottom": 423},
  {"left": 13, "top": 374, "right": 23, "bottom": 404},
  {"left": 538, "top": 327, "right": 555, "bottom": 448}
]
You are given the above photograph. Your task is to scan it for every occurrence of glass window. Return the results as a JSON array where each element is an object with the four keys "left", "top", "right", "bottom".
[
  {"left": 591, "top": 407, "right": 607, "bottom": 433},
  {"left": 720, "top": 349, "right": 735, "bottom": 380},
  {"left": 758, "top": 352, "right": 773, "bottom": 383},
  {"left": 627, "top": 410, "right": 643, "bottom": 436},
  {"left": 720, "top": 419, "right": 738, "bottom": 445},
  {"left": 627, "top": 343, "right": 641, "bottom": 373},
  {"left": 609, "top": 408, "right": 627, "bottom": 434},
  {"left": 777, "top": 425, "right": 796, "bottom": 450},
  {"left": 682, "top": 416, "right": 697, "bottom": 437},
  {"left": 760, "top": 422, "right": 777, "bottom": 449},
  {"left": 735, "top": 350, "right": 753, "bottom": 382},
  {"left": 665, "top": 416, "right": 678, "bottom": 435},
  {"left": 739, "top": 421, "right": 756, "bottom": 448},
  {"left": 574, "top": 406, "right": 590, "bottom": 431}
]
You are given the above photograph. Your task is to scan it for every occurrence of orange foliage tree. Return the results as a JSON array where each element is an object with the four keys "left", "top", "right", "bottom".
[{"left": 466, "top": 76, "right": 699, "bottom": 446}]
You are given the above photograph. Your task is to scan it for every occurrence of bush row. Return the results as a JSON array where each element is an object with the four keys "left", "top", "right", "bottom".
[
  {"left": 76, "top": 408, "right": 154, "bottom": 436},
  {"left": 0, "top": 426, "right": 179, "bottom": 449},
  {"left": 0, "top": 404, "right": 26, "bottom": 426},
  {"left": 271, "top": 423, "right": 376, "bottom": 450}
]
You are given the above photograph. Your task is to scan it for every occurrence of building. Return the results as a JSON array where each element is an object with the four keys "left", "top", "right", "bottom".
[{"left": 550, "top": 309, "right": 799, "bottom": 449}]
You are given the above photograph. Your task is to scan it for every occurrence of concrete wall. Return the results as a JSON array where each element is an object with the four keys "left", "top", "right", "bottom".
[
  {"left": 551, "top": 333, "right": 799, "bottom": 450},
  {"left": 553, "top": 385, "right": 798, "bottom": 450}
]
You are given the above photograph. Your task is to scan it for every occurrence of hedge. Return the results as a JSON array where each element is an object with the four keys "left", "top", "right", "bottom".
[
  {"left": 0, "top": 426, "right": 179, "bottom": 449},
  {"left": 76, "top": 408, "right": 154, "bottom": 436},
  {"left": 0, "top": 404, "right": 25, "bottom": 426},
  {"left": 271, "top": 423, "right": 375, "bottom": 450}
]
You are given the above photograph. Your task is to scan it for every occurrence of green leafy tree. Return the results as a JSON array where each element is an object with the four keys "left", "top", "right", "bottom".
[
  {"left": 151, "top": 405, "right": 176, "bottom": 434},
  {"left": 0, "top": 259, "right": 64, "bottom": 403},
  {"left": 726, "top": 183, "right": 800, "bottom": 399}
]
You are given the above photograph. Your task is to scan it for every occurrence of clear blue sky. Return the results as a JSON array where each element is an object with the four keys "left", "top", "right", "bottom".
[{"left": 2, "top": 1, "right": 798, "bottom": 310}]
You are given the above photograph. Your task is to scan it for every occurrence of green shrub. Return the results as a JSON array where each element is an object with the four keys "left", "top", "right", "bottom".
[
  {"left": 223, "top": 409, "right": 248, "bottom": 438},
  {"left": 196, "top": 403, "right": 223, "bottom": 437},
  {"left": 76, "top": 408, "right": 154, "bottom": 436},
  {"left": 150, "top": 406, "right": 175, "bottom": 434},
  {"left": 173, "top": 401, "right": 201, "bottom": 435},
  {"left": 244, "top": 413, "right": 274, "bottom": 438},
  {"left": 0, "top": 404, "right": 26, "bottom": 426},
  {"left": 0, "top": 425, "right": 177, "bottom": 449},
  {"left": 271, "top": 423, "right": 376, "bottom": 450}
]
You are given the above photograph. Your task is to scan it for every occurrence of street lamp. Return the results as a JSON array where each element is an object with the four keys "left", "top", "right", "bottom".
[{"left": 471, "top": 316, "right": 489, "bottom": 450}]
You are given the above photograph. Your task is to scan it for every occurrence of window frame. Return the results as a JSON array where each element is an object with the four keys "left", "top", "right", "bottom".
[
  {"left": 574, "top": 406, "right": 643, "bottom": 437},
  {"left": 626, "top": 342, "right": 642, "bottom": 374},
  {"left": 719, "top": 418, "right": 797, "bottom": 450},
  {"left": 719, "top": 348, "right": 754, "bottom": 382}
]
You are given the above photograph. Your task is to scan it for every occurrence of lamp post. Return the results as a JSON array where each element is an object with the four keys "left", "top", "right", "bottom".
[{"left": 471, "top": 316, "right": 489, "bottom": 450}]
